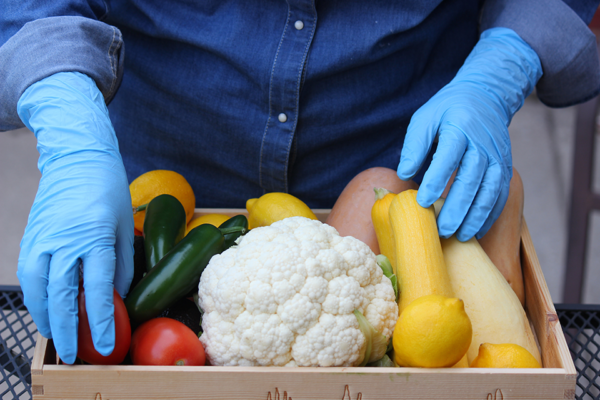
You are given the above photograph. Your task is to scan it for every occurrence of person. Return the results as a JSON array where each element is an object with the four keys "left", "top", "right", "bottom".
[{"left": 1, "top": 0, "right": 599, "bottom": 364}]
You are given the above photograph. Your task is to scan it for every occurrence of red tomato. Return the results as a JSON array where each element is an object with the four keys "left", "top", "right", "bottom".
[
  {"left": 77, "top": 281, "right": 132, "bottom": 365},
  {"left": 130, "top": 318, "right": 205, "bottom": 366}
]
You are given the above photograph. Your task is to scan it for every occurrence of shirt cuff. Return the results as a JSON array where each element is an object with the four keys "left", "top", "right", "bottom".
[
  {"left": 0, "top": 16, "right": 124, "bottom": 131},
  {"left": 481, "top": 0, "right": 600, "bottom": 107}
]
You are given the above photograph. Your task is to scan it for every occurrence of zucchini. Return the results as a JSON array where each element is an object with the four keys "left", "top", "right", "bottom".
[{"left": 388, "top": 189, "right": 454, "bottom": 313}]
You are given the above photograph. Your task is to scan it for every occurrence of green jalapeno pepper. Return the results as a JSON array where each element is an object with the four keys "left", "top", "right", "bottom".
[
  {"left": 142, "top": 194, "right": 187, "bottom": 272},
  {"left": 125, "top": 224, "right": 245, "bottom": 325},
  {"left": 218, "top": 215, "right": 249, "bottom": 250}
]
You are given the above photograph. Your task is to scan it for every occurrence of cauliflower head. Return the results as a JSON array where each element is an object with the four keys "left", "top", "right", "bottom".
[{"left": 198, "top": 216, "right": 398, "bottom": 367}]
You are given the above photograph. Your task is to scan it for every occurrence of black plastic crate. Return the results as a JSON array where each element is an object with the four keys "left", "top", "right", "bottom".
[
  {"left": 0, "top": 286, "right": 36, "bottom": 400},
  {"left": 557, "top": 303, "right": 600, "bottom": 400}
]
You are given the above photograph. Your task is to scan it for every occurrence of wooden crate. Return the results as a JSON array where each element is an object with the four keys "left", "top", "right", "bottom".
[{"left": 30, "top": 210, "right": 576, "bottom": 400}]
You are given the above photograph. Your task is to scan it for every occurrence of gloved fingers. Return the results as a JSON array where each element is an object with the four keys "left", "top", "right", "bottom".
[
  {"left": 416, "top": 126, "right": 468, "bottom": 207},
  {"left": 46, "top": 250, "right": 81, "bottom": 364},
  {"left": 82, "top": 246, "right": 117, "bottom": 357},
  {"left": 113, "top": 219, "right": 135, "bottom": 298},
  {"left": 455, "top": 160, "right": 503, "bottom": 241},
  {"left": 437, "top": 142, "right": 487, "bottom": 238},
  {"left": 17, "top": 248, "right": 52, "bottom": 338},
  {"left": 476, "top": 177, "right": 511, "bottom": 240},
  {"left": 397, "top": 112, "right": 440, "bottom": 180}
]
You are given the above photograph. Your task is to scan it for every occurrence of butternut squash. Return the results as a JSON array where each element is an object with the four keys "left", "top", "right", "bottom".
[
  {"left": 326, "top": 167, "right": 417, "bottom": 254},
  {"left": 478, "top": 168, "right": 525, "bottom": 306},
  {"left": 389, "top": 189, "right": 454, "bottom": 314},
  {"left": 434, "top": 199, "right": 541, "bottom": 365},
  {"left": 441, "top": 235, "right": 541, "bottom": 365},
  {"left": 371, "top": 188, "right": 397, "bottom": 274},
  {"left": 441, "top": 168, "right": 525, "bottom": 305}
]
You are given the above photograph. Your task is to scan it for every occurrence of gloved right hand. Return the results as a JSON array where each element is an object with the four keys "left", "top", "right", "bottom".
[
  {"left": 16, "top": 72, "right": 134, "bottom": 364},
  {"left": 397, "top": 28, "right": 541, "bottom": 241}
]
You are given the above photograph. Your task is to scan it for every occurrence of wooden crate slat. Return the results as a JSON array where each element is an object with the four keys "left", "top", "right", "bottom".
[
  {"left": 521, "top": 220, "right": 576, "bottom": 375},
  {"left": 35, "top": 365, "right": 573, "bottom": 400}
]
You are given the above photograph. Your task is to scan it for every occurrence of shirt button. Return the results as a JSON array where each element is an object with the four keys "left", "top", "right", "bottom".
[
  {"left": 278, "top": 113, "right": 288, "bottom": 123},
  {"left": 294, "top": 20, "right": 304, "bottom": 30}
]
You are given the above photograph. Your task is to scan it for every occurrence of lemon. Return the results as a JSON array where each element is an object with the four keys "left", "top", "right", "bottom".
[
  {"left": 470, "top": 343, "right": 541, "bottom": 368},
  {"left": 130, "top": 170, "right": 196, "bottom": 232},
  {"left": 186, "top": 214, "right": 230, "bottom": 236},
  {"left": 246, "top": 192, "right": 317, "bottom": 229},
  {"left": 393, "top": 294, "right": 472, "bottom": 368}
]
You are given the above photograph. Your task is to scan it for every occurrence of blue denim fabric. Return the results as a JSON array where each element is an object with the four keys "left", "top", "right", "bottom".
[
  {"left": 103, "top": 0, "right": 480, "bottom": 208},
  {"left": 1, "top": 0, "right": 599, "bottom": 208}
]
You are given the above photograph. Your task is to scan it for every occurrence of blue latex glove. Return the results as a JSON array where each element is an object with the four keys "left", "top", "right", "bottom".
[
  {"left": 16, "top": 72, "right": 134, "bottom": 364},
  {"left": 397, "top": 28, "right": 542, "bottom": 241}
]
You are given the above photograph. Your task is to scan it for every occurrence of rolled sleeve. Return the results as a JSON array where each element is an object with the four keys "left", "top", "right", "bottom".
[
  {"left": 481, "top": 0, "right": 600, "bottom": 107},
  {"left": 0, "top": 16, "right": 124, "bottom": 131}
]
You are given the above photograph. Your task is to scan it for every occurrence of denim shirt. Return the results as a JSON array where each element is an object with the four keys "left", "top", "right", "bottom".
[{"left": 1, "top": 0, "right": 599, "bottom": 208}]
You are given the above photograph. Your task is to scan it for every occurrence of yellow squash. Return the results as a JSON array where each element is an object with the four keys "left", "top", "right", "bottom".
[
  {"left": 389, "top": 190, "right": 469, "bottom": 368},
  {"left": 389, "top": 189, "right": 454, "bottom": 314},
  {"left": 435, "top": 198, "right": 541, "bottom": 365},
  {"left": 371, "top": 188, "right": 397, "bottom": 274},
  {"left": 440, "top": 235, "right": 542, "bottom": 365}
]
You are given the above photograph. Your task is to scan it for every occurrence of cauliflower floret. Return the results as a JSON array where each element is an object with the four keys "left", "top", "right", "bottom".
[
  {"left": 292, "top": 313, "right": 365, "bottom": 367},
  {"left": 198, "top": 216, "right": 398, "bottom": 367}
]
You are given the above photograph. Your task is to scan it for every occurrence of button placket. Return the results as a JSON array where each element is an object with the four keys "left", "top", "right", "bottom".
[{"left": 258, "top": 0, "right": 317, "bottom": 193}]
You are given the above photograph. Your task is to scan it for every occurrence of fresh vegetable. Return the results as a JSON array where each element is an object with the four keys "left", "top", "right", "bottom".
[
  {"left": 246, "top": 192, "right": 317, "bottom": 229},
  {"left": 198, "top": 217, "right": 398, "bottom": 367},
  {"left": 388, "top": 189, "right": 454, "bottom": 313},
  {"left": 218, "top": 215, "right": 249, "bottom": 250},
  {"left": 371, "top": 187, "right": 398, "bottom": 273},
  {"left": 440, "top": 168, "right": 525, "bottom": 305},
  {"left": 76, "top": 281, "right": 131, "bottom": 365},
  {"left": 434, "top": 199, "right": 541, "bottom": 365},
  {"left": 478, "top": 168, "right": 525, "bottom": 305},
  {"left": 376, "top": 255, "right": 398, "bottom": 303},
  {"left": 354, "top": 309, "right": 389, "bottom": 366},
  {"left": 130, "top": 318, "right": 205, "bottom": 366},
  {"left": 326, "top": 167, "right": 417, "bottom": 254},
  {"left": 143, "top": 194, "right": 187, "bottom": 272},
  {"left": 440, "top": 233, "right": 542, "bottom": 365},
  {"left": 125, "top": 224, "right": 244, "bottom": 325}
]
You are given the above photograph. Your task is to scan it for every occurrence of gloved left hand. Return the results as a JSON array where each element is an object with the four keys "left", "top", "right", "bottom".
[{"left": 397, "top": 28, "right": 542, "bottom": 241}]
